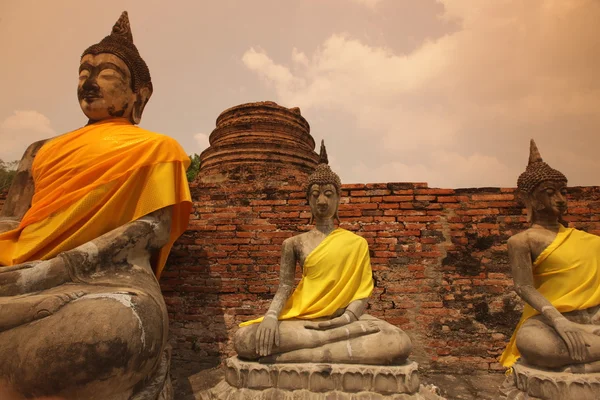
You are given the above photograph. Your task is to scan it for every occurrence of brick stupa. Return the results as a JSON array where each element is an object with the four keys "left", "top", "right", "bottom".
[{"left": 199, "top": 101, "right": 320, "bottom": 184}]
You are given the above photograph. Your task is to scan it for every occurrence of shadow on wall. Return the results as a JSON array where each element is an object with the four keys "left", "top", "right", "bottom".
[{"left": 161, "top": 224, "right": 226, "bottom": 399}]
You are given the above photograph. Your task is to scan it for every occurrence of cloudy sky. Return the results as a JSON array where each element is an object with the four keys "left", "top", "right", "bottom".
[{"left": 1, "top": 0, "right": 598, "bottom": 188}]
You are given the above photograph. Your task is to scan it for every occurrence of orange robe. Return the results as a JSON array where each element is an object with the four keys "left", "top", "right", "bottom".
[{"left": 0, "top": 118, "right": 192, "bottom": 278}]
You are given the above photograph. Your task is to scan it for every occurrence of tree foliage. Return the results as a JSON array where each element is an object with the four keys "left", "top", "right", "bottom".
[
  {"left": 0, "top": 160, "right": 18, "bottom": 193},
  {"left": 186, "top": 154, "right": 201, "bottom": 183}
]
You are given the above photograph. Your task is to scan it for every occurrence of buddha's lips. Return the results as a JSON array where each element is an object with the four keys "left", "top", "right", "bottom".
[
  {"left": 79, "top": 89, "right": 101, "bottom": 101},
  {"left": 82, "top": 94, "right": 101, "bottom": 102}
]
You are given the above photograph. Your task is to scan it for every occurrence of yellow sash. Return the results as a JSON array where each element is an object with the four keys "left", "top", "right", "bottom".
[
  {"left": 0, "top": 118, "right": 192, "bottom": 278},
  {"left": 240, "top": 228, "right": 374, "bottom": 326},
  {"left": 500, "top": 226, "right": 600, "bottom": 367}
]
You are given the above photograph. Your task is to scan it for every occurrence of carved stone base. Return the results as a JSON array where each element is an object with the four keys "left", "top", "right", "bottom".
[
  {"left": 499, "top": 362, "right": 600, "bottom": 400},
  {"left": 204, "top": 357, "right": 445, "bottom": 399}
]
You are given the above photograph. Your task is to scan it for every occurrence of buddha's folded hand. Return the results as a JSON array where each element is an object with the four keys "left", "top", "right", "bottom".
[{"left": 553, "top": 318, "right": 591, "bottom": 362}]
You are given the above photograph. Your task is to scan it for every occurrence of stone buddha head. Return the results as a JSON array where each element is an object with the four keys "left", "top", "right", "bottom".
[
  {"left": 306, "top": 141, "right": 342, "bottom": 223},
  {"left": 78, "top": 11, "right": 152, "bottom": 125},
  {"left": 517, "top": 139, "right": 568, "bottom": 223}
]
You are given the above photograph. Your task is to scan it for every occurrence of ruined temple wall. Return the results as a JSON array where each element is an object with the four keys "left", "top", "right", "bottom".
[
  {"left": 160, "top": 182, "right": 600, "bottom": 373},
  {"left": 2, "top": 186, "right": 598, "bottom": 373}
]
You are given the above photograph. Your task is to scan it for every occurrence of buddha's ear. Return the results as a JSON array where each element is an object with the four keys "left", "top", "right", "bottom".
[
  {"left": 518, "top": 192, "right": 533, "bottom": 223},
  {"left": 525, "top": 201, "right": 533, "bottom": 223},
  {"left": 519, "top": 194, "right": 535, "bottom": 223},
  {"left": 131, "top": 84, "right": 153, "bottom": 125}
]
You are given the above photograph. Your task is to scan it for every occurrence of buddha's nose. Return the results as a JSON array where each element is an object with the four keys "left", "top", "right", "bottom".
[{"left": 82, "top": 77, "right": 99, "bottom": 91}]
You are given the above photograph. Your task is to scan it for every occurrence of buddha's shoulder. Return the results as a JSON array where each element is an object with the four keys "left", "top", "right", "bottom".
[
  {"left": 284, "top": 231, "right": 312, "bottom": 246},
  {"left": 335, "top": 229, "right": 368, "bottom": 249},
  {"left": 133, "top": 126, "right": 177, "bottom": 143},
  {"left": 507, "top": 230, "right": 532, "bottom": 249},
  {"left": 130, "top": 127, "right": 186, "bottom": 153},
  {"left": 572, "top": 227, "right": 600, "bottom": 241}
]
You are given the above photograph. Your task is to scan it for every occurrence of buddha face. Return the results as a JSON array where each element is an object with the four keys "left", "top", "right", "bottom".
[
  {"left": 78, "top": 53, "right": 136, "bottom": 123},
  {"left": 529, "top": 180, "right": 568, "bottom": 218},
  {"left": 308, "top": 183, "right": 339, "bottom": 221}
]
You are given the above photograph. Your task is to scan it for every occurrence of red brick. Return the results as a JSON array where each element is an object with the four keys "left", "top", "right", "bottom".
[
  {"left": 148, "top": 182, "right": 600, "bottom": 374},
  {"left": 471, "top": 194, "right": 515, "bottom": 201},
  {"left": 383, "top": 196, "right": 414, "bottom": 202}
]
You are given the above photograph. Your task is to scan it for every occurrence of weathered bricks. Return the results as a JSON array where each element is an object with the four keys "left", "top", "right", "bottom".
[{"left": 3, "top": 184, "right": 599, "bottom": 375}]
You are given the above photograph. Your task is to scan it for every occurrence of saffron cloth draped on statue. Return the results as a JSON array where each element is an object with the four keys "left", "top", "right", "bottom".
[
  {"left": 240, "top": 228, "right": 374, "bottom": 326},
  {"left": 500, "top": 225, "right": 600, "bottom": 367},
  {"left": 0, "top": 118, "right": 192, "bottom": 278}
]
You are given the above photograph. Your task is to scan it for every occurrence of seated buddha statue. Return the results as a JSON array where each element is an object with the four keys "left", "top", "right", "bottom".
[
  {"left": 234, "top": 143, "right": 412, "bottom": 365},
  {"left": 0, "top": 12, "right": 191, "bottom": 399},
  {"left": 500, "top": 140, "right": 600, "bottom": 373}
]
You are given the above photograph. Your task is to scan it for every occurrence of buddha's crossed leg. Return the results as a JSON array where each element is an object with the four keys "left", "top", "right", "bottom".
[
  {"left": 235, "top": 315, "right": 411, "bottom": 365},
  {"left": 517, "top": 311, "right": 600, "bottom": 372},
  {"left": 0, "top": 286, "right": 167, "bottom": 399}
]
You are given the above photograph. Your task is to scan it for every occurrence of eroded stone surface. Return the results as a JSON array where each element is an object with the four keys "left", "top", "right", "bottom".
[
  {"left": 499, "top": 363, "right": 600, "bottom": 400},
  {"left": 0, "top": 11, "right": 181, "bottom": 400},
  {"left": 203, "top": 357, "right": 442, "bottom": 399}
]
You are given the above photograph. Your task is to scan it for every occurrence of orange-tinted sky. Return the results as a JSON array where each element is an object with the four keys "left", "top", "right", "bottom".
[{"left": 1, "top": 0, "right": 599, "bottom": 188}]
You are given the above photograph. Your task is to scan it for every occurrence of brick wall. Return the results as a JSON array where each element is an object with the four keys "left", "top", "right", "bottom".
[
  {"left": 161, "top": 182, "right": 600, "bottom": 373},
  {"left": 2, "top": 185, "right": 599, "bottom": 373}
]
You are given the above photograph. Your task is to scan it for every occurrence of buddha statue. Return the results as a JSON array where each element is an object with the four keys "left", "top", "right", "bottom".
[
  {"left": 500, "top": 140, "right": 600, "bottom": 374},
  {"left": 0, "top": 11, "right": 191, "bottom": 399},
  {"left": 233, "top": 142, "right": 412, "bottom": 365}
]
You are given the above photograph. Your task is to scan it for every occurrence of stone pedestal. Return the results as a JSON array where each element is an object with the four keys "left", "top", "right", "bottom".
[
  {"left": 205, "top": 357, "right": 444, "bottom": 399},
  {"left": 499, "top": 362, "right": 600, "bottom": 400}
]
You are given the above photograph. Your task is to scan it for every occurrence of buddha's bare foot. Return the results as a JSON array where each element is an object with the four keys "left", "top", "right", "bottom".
[
  {"left": 562, "top": 360, "right": 600, "bottom": 373},
  {"left": 307, "top": 320, "right": 380, "bottom": 344},
  {"left": 34, "top": 291, "right": 86, "bottom": 320},
  {"left": 572, "top": 322, "right": 600, "bottom": 336},
  {"left": 0, "top": 291, "right": 86, "bottom": 333}
]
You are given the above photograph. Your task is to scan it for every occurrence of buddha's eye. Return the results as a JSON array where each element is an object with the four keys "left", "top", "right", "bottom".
[
  {"left": 545, "top": 188, "right": 555, "bottom": 196},
  {"left": 311, "top": 191, "right": 320, "bottom": 197},
  {"left": 98, "top": 69, "right": 120, "bottom": 80},
  {"left": 325, "top": 191, "right": 333, "bottom": 197},
  {"left": 560, "top": 189, "right": 568, "bottom": 196}
]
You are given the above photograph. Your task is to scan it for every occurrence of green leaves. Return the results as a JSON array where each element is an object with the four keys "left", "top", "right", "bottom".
[
  {"left": 0, "top": 160, "right": 18, "bottom": 192},
  {"left": 186, "top": 153, "right": 201, "bottom": 183}
]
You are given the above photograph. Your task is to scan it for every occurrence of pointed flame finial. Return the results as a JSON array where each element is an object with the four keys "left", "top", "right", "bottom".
[
  {"left": 528, "top": 139, "right": 543, "bottom": 165},
  {"left": 110, "top": 11, "right": 133, "bottom": 43},
  {"left": 319, "top": 140, "right": 329, "bottom": 165}
]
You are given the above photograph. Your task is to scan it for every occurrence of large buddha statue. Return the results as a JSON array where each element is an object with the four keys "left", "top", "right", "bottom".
[
  {"left": 499, "top": 140, "right": 600, "bottom": 398},
  {"left": 0, "top": 12, "right": 191, "bottom": 399},
  {"left": 234, "top": 143, "right": 412, "bottom": 365}
]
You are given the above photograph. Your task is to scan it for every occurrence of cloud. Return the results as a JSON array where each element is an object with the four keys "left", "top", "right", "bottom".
[
  {"left": 194, "top": 133, "right": 210, "bottom": 152},
  {"left": 241, "top": 48, "right": 305, "bottom": 94},
  {"left": 0, "top": 111, "right": 55, "bottom": 161},
  {"left": 350, "top": 151, "right": 516, "bottom": 188},
  {"left": 242, "top": 0, "right": 600, "bottom": 187}
]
